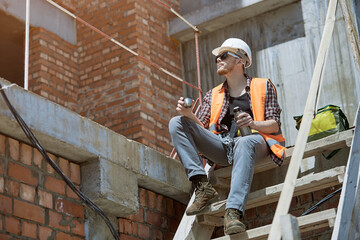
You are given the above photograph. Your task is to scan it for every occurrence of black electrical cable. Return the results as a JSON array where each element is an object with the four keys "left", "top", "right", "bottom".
[
  {"left": 301, "top": 187, "right": 342, "bottom": 216},
  {"left": 0, "top": 83, "right": 120, "bottom": 240}
]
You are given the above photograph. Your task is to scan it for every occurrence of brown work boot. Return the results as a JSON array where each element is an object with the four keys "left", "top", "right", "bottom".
[
  {"left": 224, "top": 208, "right": 246, "bottom": 235},
  {"left": 186, "top": 181, "right": 219, "bottom": 215}
]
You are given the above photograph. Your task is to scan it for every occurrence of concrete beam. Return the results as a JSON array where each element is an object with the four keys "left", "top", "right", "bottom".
[
  {"left": 0, "top": 0, "right": 76, "bottom": 44},
  {"left": 81, "top": 158, "right": 139, "bottom": 217},
  {"left": 0, "top": 78, "right": 191, "bottom": 215},
  {"left": 169, "top": 0, "right": 299, "bottom": 42}
]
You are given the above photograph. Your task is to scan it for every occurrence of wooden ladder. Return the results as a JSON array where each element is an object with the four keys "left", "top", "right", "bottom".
[
  {"left": 174, "top": 128, "right": 355, "bottom": 239},
  {"left": 174, "top": 0, "right": 360, "bottom": 238}
]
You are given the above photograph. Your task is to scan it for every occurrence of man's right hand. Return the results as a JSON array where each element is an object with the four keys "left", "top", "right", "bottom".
[
  {"left": 176, "top": 97, "right": 194, "bottom": 118},
  {"left": 176, "top": 97, "right": 204, "bottom": 127}
]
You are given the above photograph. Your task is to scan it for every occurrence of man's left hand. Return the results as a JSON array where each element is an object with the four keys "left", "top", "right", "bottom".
[{"left": 235, "top": 112, "right": 254, "bottom": 128}]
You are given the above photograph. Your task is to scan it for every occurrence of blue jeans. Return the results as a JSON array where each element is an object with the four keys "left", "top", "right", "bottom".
[{"left": 169, "top": 116, "right": 269, "bottom": 212}]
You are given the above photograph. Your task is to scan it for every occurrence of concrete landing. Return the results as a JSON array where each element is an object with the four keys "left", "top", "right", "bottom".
[
  {"left": 0, "top": 78, "right": 191, "bottom": 217},
  {"left": 169, "top": 0, "right": 298, "bottom": 42}
]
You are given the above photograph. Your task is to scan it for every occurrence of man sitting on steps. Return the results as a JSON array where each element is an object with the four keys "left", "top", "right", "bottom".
[{"left": 169, "top": 38, "right": 286, "bottom": 235}]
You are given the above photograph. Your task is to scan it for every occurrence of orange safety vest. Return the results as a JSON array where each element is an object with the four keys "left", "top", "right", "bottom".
[{"left": 208, "top": 78, "right": 286, "bottom": 160}]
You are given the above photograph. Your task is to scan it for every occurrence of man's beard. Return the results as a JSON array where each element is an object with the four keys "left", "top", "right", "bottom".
[
  {"left": 217, "top": 68, "right": 228, "bottom": 75},
  {"left": 217, "top": 63, "right": 234, "bottom": 75}
]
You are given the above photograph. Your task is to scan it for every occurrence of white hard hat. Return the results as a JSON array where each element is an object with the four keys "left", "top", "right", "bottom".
[{"left": 212, "top": 38, "right": 252, "bottom": 68}]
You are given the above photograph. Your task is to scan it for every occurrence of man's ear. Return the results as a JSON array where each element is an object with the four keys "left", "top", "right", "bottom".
[
  {"left": 237, "top": 58, "right": 244, "bottom": 65},
  {"left": 238, "top": 58, "right": 245, "bottom": 71}
]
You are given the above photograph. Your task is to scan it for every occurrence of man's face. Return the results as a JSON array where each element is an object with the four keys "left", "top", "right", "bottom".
[{"left": 215, "top": 52, "right": 240, "bottom": 76}]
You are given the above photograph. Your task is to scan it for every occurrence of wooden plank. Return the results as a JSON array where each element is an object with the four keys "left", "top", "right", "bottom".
[
  {"left": 286, "top": 129, "right": 354, "bottom": 160},
  {"left": 339, "top": 0, "right": 360, "bottom": 71},
  {"left": 267, "top": 0, "right": 339, "bottom": 238},
  {"left": 173, "top": 164, "right": 215, "bottom": 240},
  {"left": 280, "top": 214, "right": 301, "bottom": 240},
  {"left": 200, "top": 166, "right": 344, "bottom": 218},
  {"left": 255, "top": 130, "right": 353, "bottom": 174},
  {"left": 331, "top": 105, "right": 360, "bottom": 240},
  {"left": 173, "top": 192, "right": 215, "bottom": 240},
  {"left": 247, "top": 166, "right": 345, "bottom": 209},
  {"left": 210, "top": 175, "right": 231, "bottom": 189},
  {"left": 212, "top": 209, "right": 336, "bottom": 240},
  {"left": 197, "top": 215, "right": 223, "bottom": 227},
  {"left": 211, "top": 129, "right": 353, "bottom": 180}
]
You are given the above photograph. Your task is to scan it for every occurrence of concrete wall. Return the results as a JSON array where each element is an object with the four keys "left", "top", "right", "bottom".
[
  {"left": 0, "top": 77, "right": 190, "bottom": 239},
  {"left": 173, "top": 0, "right": 360, "bottom": 146},
  {"left": 0, "top": 0, "right": 76, "bottom": 44},
  {"left": 179, "top": 0, "right": 218, "bottom": 15}
]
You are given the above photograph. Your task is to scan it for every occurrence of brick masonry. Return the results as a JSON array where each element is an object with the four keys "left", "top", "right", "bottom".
[
  {"left": 75, "top": 0, "right": 182, "bottom": 154},
  {"left": 28, "top": 0, "right": 182, "bottom": 155},
  {"left": 0, "top": 133, "right": 187, "bottom": 239},
  {"left": 18, "top": 0, "right": 185, "bottom": 239},
  {"left": 29, "top": 27, "right": 79, "bottom": 113},
  {"left": 5, "top": 0, "right": 343, "bottom": 239},
  {"left": 0, "top": 134, "right": 84, "bottom": 239},
  {"left": 118, "top": 188, "right": 186, "bottom": 240}
]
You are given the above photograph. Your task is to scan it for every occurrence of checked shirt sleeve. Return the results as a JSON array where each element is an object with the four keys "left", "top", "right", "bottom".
[
  {"left": 197, "top": 89, "right": 212, "bottom": 129},
  {"left": 265, "top": 80, "right": 282, "bottom": 127}
]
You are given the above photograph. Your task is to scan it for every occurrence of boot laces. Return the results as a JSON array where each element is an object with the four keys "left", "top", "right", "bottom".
[
  {"left": 194, "top": 182, "right": 206, "bottom": 201},
  {"left": 227, "top": 209, "right": 241, "bottom": 220}
]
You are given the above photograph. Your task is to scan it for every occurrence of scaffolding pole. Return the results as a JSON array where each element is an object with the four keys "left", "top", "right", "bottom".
[{"left": 24, "top": 0, "right": 30, "bottom": 90}]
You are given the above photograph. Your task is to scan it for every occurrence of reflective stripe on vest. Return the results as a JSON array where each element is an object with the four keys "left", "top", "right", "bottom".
[{"left": 250, "top": 78, "right": 286, "bottom": 160}]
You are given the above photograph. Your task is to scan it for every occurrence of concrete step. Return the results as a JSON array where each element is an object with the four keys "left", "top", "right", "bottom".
[
  {"left": 210, "top": 208, "right": 336, "bottom": 240},
  {"left": 196, "top": 166, "right": 344, "bottom": 220}
]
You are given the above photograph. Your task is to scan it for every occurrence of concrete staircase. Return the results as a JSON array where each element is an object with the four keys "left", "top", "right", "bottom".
[{"left": 174, "top": 128, "right": 354, "bottom": 239}]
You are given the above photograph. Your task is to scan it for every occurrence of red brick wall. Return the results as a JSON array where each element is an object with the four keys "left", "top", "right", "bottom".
[
  {"left": 24, "top": 1, "right": 186, "bottom": 239},
  {"left": 52, "top": 0, "right": 77, "bottom": 12},
  {"left": 76, "top": 0, "right": 182, "bottom": 155},
  {"left": 118, "top": 188, "right": 186, "bottom": 240},
  {"left": 0, "top": 134, "right": 84, "bottom": 239},
  {"left": 133, "top": 0, "right": 182, "bottom": 154},
  {"left": 27, "top": 0, "right": 183, "bottom": 156},
  {"left": 28, "top": 27, "right": 79, "bottom": 112}
]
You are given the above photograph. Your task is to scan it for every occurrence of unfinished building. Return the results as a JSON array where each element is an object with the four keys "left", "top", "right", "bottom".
[{"left": 0, "top": 0, "right": 359, "bottom": 239}]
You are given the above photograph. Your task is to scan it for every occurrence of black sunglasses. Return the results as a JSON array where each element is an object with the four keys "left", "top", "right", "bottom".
[{"left": 215, "top": 52, "right": 240, "bottom": 63}]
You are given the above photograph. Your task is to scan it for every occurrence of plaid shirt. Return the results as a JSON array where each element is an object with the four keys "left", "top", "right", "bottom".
[{"left": 197, "top": 76, "right": 283, "bottom": 165}]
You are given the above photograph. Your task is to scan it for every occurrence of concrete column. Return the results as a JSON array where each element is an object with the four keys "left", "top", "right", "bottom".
[{"left": 84, "top": 207, "right": 119, "bottom": 240}]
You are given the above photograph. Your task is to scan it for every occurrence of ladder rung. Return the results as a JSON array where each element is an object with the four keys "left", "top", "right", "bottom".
[
  {"left": 197, "top": 215, "right": 223, "bottom": 227},
  {"left": 211, "top": 208, "right": 336, "bottom": 240},
  {"left": 212, "top": 129, "right": 353, "bottom": 178},
  {"left": 199, "top": 166, "right": 344, "bottom": 218}
]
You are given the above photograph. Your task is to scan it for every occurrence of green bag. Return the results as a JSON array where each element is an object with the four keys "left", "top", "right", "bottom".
[{"left": 293, "top": 105, "right": 349, "bottom": 159}]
